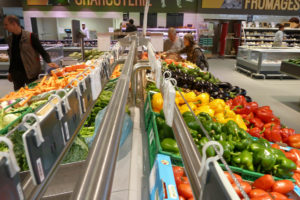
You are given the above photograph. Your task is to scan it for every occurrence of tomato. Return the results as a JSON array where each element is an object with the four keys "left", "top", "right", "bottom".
[
  {"left": 174, "top": 175, "right": 182, "bottom": 186},
  {"left": 224, "top": 171, "right": 233, "bottom": 183},
  {"left": 173, "top": 166, "right": 184, "bottom": 177},
  {"left": 250, "top": 194, "right": 272, "bottom": 200},
  {"left": 271, "top": 143, "right": 281, "bottom": 149},
  {"left": 181, "top": 177, "right": 190, "bottom": 185},
  {"left": 188, "top": 198, "right": 194, "bottom": 200},
  {"left": 272, "top": 180, "right": 294, "bottom": 194},
  {"left": 249, "top": 189, "right": 269, "bottom": 198},
  {"left": 179, "top": 196, "right": 186, "bottom": 200},
  {"left": 270, "top": 192, "right": 288, "bottom": 199},
  {"left": 234, "top": 173, "right": 243, "bottom": 183},
  {"left": 177, "top": 184, "right": 193, "bottom": 199},
  {"left": 232, "top": 182, "right": 251, "bottom": 197},
  {"left": 253, "top": 175, "right": 275, "bottom": 191}
]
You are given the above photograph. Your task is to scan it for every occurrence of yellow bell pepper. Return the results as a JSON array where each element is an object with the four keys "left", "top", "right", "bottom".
[
  {"left": 196, "top": 93, "right": 210, "bottom": 105},
  {"left": 179, "top": 102, "right": 196, "bottom": 114},
  {"left": 184, "top": 92, "right": 197, "bottom": 102},
  {"left": 176, "top": 91, "right": 185, "bottom": 104},
  {"left": 224, "top": 106, "right": 236, "bottom": 119},
  {"left": 215, "top": 112, "right": 226, "bottom": 123},
  {"left": 209, "top": 99, "right": 226, "bottom": 113},
  {"left": 235, "top": 114, "right": 247, "bottom": 130},
  {"left": 195, "top": 105, "right": 215, "bottom": 117},
  {"left": 152, "top": 93, "right": 163, "bottom": 113}
]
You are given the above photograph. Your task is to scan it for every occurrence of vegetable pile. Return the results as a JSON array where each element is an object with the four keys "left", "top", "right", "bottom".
[
  {"left": 225, "top": 173, "right": 294, "bottom": 200},
  {"left": 163, "top": 59, "right": 249, "bottom": 100},
  {"left": 228, "top": 95, "right": 297, "bottom": 146},
  {"left": 173, "top": 166, "right": 194, "bottom": 200}
]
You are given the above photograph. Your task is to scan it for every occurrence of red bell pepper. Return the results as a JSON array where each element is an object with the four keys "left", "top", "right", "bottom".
[
  {"left": 248, "top": 102, "right": 258, "bottom": 113},
  {"left": 281, "top": 128, "right": 296, "bottom": 143},
  {"left": 288, "top": 135, "right": 300, "bottom": 149},
  {"left": 284, "top": 152, "right": 298, "bottom": 163},
  {"left": 226, "top": 99, "right": 233, "bottom": 107},
  {"left": 263, "top": 123, "right": 282, "bottom": 143},
  {"left": 290, "top": 149, "right": 300, "bottom": 162},
  {"left": 232, "top": 95, "right": 246, "bottom": 107},
  {"left": 250, "top": 118, "right": 264, "bottom": 129},
  {"left": 249, "top": 127, "right": 264, "bottom": 138}
]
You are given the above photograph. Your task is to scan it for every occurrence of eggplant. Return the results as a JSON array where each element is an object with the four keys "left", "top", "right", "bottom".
[
  {"left": 210, "top": 91, "right": 220, "bottom": 98},
  {"left": 245, "top": 96, "right": 252, "bottom": 102},
  {"left": 217, "top": 82, "right": 233, "bottom": 90},
  {"left": 230, "top": 86, "right": 240, "bottom": 94},
  {"left": 239, "top": 88, "right": 247, "bottom": 96}
]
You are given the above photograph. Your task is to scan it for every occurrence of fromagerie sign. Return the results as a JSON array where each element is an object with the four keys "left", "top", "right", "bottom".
[{"left": 244, "top": 0, "right": 300, "bottom": 11}]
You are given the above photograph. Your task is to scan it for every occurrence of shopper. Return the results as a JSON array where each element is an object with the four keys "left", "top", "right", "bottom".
[
  {"left": 125, "top": 19, "right": 137, "bottom": 32},
  {"left": 4, "top": 15, "right": 59, "bottom": 91},
  {"left": 178, "top": 34, "right": 209, "bottom": 71},
  {"left": 81, "top": 23, "right": 90, "bottom": 39},
  {"left": 273, "top": 24, "right": 285, "bottom": 47},
  {"left": 163, "top": 27, "right": 184, "bottom": 52}
]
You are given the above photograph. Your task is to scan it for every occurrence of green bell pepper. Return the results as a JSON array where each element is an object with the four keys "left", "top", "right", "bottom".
[
  {"left": 238, "top": 129, "right": 251, "bottom": 139},
  {"left": 256, "top": 138, "right": 271, "bottom": 148},
  {"left": 223, "top": 120, "right": 239, "bottom": 138},
  {"left": 203, "top": 121, "right": 214, "bottom": 132},
  {"left": 219, "top": 141, "right": 233, "bottom": 162},
  {"left": 274, "top": 168, "right": 294, "bottom": 179},
  {"left": 248, "top": 142, "right": 265, "bottom": 154},
  {"left": 235, "top": 138, "right": 252, "bottom": 151},
  {"left": 156, "top": 117, "right": 174, "bottom": 140},
  {"left": 240, "top": 150, "right": 254, "bottom": 171},
  {"left": 211, "top": 122, "right": 223, "bottom": 134},
  {"left": 189, "top": 128, "right": 198, "bottom": 138},
  {"left": 161, "top": 138, "right": 179, "bottom": 153},
  {"left": 198, "top": 112, "right": 213, "bottom": 122},
  {"left": 198, "top": 137, "right": 215, "bottom": 157},
  {"left": 276, "top": 156, "right": 297, "bottom": 171},
  {"left": 231, "top": 152, "right": 241, "bottom": 167},
  {"left": 269, "top": 148, "right": 286, "bottom": 160},
  {"left": 187, "top": 121, "right": 201, "bottom": 132},
  {"left": 254, "top": 148, "right": 276, "bottom": 172}
]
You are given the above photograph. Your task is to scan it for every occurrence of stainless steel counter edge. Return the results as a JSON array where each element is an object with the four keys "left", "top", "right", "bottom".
[{"left": 71, "top": 39, "right": 137, "bottom": 200}]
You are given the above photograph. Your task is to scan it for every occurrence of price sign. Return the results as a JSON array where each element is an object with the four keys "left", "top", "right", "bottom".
[{"left": 163, "top": 80, "right": 175, "bottom": 127}]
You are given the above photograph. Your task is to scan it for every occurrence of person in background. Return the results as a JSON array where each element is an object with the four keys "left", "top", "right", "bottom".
[
  {"left": 114, "top": 22, "right": 125, "bottom": 39},
  {"left": 273, "top": 24, "right": 285, "bottom": 47},
  {"left": 178, "top": 33, "right": 209, "bottom": 71},
  {"left": 125, "top": 19, "right": 137, "bottom": 32},
  {"left": 4, "top": 15, "right": 59, "bottom": 91},
  {"left": 163, "top": 27, "right": 183, "bottom": 52},
  {"left": 81, "top": 23, "right": 90, "bottom": 39}
]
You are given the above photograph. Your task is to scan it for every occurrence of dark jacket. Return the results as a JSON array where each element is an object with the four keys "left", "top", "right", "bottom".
[
  {"left": 179, "top": 45, "right": 209, "bottom": 70},
  {"left": 125, "top": 24, "right": 137, "bottom": 32},
  {"left": 7, "top": 30, "right": 50, "bottom": 79}
]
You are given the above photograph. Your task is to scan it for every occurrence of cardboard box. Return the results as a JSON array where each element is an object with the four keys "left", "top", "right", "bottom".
[{"left": 149, "top": 154, "right": 179, "bottom": 200}]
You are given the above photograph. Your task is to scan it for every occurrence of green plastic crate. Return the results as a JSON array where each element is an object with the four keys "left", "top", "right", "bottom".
[
  {"left": 148, "top": 114, "right": 183, "bottom": 168},
  {"left": 146, "top": 114, "right": 159, "bottom": 168},
  {"left": 144, "top": 92, "right": 155, "bottom": 130},
  {"left": 219, "top": 164, "right": 295, "bottom": 183}
]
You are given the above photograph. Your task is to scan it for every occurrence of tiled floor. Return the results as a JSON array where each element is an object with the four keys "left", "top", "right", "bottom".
[{"left": 208, "top": 58, "right": 300, "bottom": 131}]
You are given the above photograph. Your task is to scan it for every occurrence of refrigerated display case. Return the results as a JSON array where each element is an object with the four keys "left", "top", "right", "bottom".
[{"left": 236, "top": 46, "right": 300, "bottom": 78}]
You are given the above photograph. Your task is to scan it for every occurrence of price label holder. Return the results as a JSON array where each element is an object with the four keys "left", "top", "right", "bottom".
[
  {"left": 57, "top": 88, "right": 80, "bottom": 142},
  {"left": 162, "top": 78, "right": 176, "bottom": 127},
  {"left": 102, "top": 58, "right": 110, "bottom": 79},
  {"left": 90, "top": 67, "right": 102, "bottom": 101},
  {"left": 80, "top": 75, "right": 93, "bottom": 114},
  {"left": 155, "top": 60, "right": 162, "bottom": 89},
  {"left": 22, "top": 108, "right": 65, "bottom": 185},
  {"left": 0, "top": 137, "right": 24, "bottom": 200},
  {"left": 74, "top": 81, "right": 84, "bottom": 117}
]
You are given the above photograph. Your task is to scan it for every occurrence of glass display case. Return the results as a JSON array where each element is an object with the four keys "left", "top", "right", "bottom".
[
  {"left": 236, "top": 46, "right": 300, "bottom": 78},
  {"left": 0, "top": 44, "right": 9, "bottom": 75}
]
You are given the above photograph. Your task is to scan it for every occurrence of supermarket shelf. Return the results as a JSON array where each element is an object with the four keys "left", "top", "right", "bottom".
[
  {"left": 245, "top": 34, "right": 275, "bottom": 37},
  {"left": 280, "top": 61, "right": 300, "bottom": 79}
]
